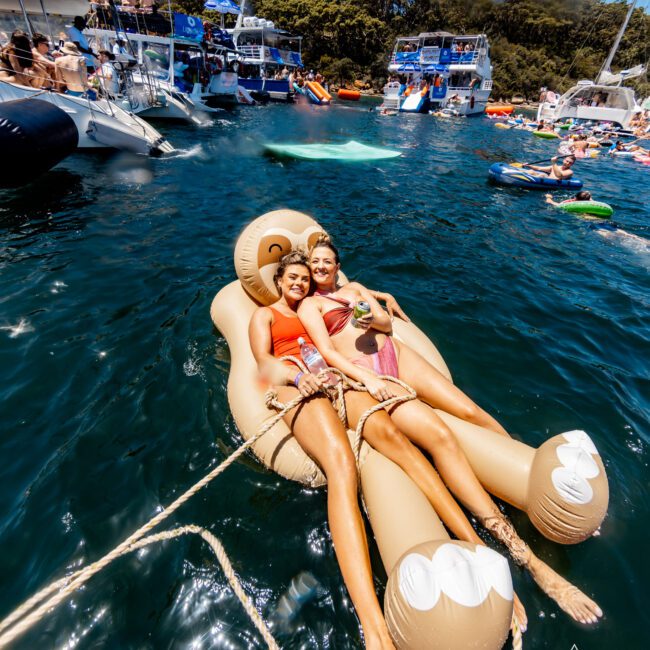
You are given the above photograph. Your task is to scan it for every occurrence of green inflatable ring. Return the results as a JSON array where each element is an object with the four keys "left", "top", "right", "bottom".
[
  {"left": 557, "top": 200, "right": 614, "bottom": 218},
  {"left": 144, "top": 49, "right": 168, "bottom": 65},
  {"left": 533, "top": 130, "right": 560, "bottom": 139}
]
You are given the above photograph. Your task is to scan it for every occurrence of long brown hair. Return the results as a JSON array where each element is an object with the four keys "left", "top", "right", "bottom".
[{"left": 308, "top": 232, "right": 340, "bottom": 264}]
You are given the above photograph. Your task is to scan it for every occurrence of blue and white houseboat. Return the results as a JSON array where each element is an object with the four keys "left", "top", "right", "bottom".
[
  {"left": 383, "top": 31, "right": 493, "bottom": 115},
  {"left": 228, "top": 3, "right": 302, "bottom": 102}
]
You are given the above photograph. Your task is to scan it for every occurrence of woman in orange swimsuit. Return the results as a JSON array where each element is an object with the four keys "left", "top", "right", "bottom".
[
  {"left": 249, "top": 251, "right": 397, "bottom": 650},
  {"left": 297, "top": 235, "right": 603, "bottom": 626}
]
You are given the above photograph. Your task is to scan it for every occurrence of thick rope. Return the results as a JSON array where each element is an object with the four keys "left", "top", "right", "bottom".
[
  {"left": 0, "top": 394, "right": 303, "bottom": 648},
  {"left": 0, "top": 361, "right": 418, "bottom": 648},
  {"left": 511, "top": 613, "right": 523, "bottom": 650}
]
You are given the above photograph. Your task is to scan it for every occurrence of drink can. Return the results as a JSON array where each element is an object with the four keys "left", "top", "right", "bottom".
[{"left": 352, "top": 301, "right": 371, "bottom": 327}]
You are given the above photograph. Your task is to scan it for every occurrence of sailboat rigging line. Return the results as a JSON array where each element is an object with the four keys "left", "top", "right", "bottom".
[
  {"left": 559, "top": 4, "right": 607, "bottom": 89},
  {"left": 597, "top": 0, "right": 637, "bottom": 83}
]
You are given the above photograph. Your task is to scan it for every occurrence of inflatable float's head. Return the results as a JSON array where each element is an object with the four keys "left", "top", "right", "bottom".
[
  {"left": 234, "top": 209, "right": 326, "bottom": 305},
  {"left": 385, "top": 540, "right": 513, "bottom": 650},
  {"left": 528, "top": 430, "right": 609, "bottom": 544}
]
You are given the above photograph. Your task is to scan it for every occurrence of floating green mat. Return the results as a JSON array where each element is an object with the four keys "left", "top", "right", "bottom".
[{"left": 264, "top": 140, "right": 401, "bottom": 161}]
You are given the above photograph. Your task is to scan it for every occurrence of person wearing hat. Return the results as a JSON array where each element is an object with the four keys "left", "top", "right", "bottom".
[
  {"left": 67, "top": 15, "right": 96, "bottom": 72},
  {"left": 112, "top": 37, "right": 128, "bottom": 57},
  {"left": 55, "top": 41, "right": 90, "bottom": 96}
]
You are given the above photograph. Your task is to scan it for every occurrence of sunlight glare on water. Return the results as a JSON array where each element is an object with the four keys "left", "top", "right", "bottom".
[{"left": 0, "top": 101, "right": 648, "bottom": 649}]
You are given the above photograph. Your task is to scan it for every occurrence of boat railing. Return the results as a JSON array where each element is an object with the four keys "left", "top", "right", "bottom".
[
  {"left": 390, "top": 48, "right": 479, "bottom": 67},
  {"left": 237, "top": 44, "right": 263, "bottom": 60},
  {"left": 237, "top": 45, "right": 301, "bottom": 66}
]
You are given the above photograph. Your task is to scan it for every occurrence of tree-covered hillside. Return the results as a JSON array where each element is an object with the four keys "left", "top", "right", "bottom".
[{"left": 178, "top": 0, "right": 650, "bottom": 99}]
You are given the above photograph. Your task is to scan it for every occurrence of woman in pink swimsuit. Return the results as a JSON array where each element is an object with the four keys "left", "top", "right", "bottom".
[{"left": 298, "top": 234, "right": 603, "bottom": 627}]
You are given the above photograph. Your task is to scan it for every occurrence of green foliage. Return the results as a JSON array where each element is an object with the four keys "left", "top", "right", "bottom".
[{"left": 172, "top": 0, "right": 649, "bottom": 99}]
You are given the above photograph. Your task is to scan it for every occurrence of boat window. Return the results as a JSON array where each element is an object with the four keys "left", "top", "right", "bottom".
[{"left": 142, "top": 42, "right": 171, "bottom": 81}]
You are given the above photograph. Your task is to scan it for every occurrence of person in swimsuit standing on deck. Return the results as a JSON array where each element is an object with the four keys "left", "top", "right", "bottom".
[{"left": 296, "top": 234, "right": 603, "bottom": 626}]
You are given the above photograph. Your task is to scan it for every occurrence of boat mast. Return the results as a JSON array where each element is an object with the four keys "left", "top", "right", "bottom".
[
  {"left": 236, "top": 0, "right": 246, "bottom": 29},
  {"left": 17, "top": 0, "right": 33, "bottom": 37},
  {"left": 596, "top": 0, "right": 636, "bottom": 83}
]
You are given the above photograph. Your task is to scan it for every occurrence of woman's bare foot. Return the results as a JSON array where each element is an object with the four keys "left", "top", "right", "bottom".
[
  {"left": 526, "top": 552, "right": 602, "bottom": 624},
  {"left": 513, "top": 591, "right": 528, "bottom": 632},
  {"left": 480, "top": 514, "right": 602, "bottom": 625}
]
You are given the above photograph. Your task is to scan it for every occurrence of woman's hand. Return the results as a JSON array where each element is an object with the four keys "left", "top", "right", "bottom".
[
  {"left": 383, "top": 293, "right": 410, "bottom": 322},
  {"left": 355, "top": 312, "right": 374, "bottom": 330},
  {"left": 296, "top": 372, "right": 323, "bottom": 398},
  {"left": 363, "top": 375, "right": 397, "bottom": 402}
]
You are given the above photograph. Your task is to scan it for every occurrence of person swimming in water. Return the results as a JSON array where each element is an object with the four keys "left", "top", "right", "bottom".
[{"left": 545, "top": 190, "right": 592, "bottom": 206}]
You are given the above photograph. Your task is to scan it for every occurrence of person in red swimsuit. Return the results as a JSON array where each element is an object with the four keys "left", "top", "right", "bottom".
[{"left": 297, "top": 235, "right": 603, "bottom": 627}]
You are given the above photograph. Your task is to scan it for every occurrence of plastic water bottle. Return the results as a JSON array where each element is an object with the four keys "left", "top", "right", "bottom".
[
  {"left": 270, "top": 571, "right": 321, "bottom": 632},
  {"left": 298, "top": 337, "right": 338, "bottom": 386}
]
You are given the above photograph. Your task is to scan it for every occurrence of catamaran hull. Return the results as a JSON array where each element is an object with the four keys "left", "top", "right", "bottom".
[{"left": 0, "top": 81, "right": 174, "bottom": 155}]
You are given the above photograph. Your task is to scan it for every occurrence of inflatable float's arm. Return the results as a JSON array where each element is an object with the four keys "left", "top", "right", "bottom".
[
  {"left": 369, "top": 290, "right": 410, "bottom": 322},
  {"left": 249, "top": 306, "right": 298, "bottom": 386}
]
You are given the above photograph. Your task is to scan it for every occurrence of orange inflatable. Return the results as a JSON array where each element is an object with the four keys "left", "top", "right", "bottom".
[
  {"left": 337, "top": 88, "right": 361, "bottom": 101},
  {"left": 485, "top": 104, "right": 514, "bottom": 116},
  {"left": 306, "top": 81, "right": 332, "bottom": 103}
]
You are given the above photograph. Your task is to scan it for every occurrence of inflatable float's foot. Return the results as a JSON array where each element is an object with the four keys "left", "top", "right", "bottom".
[{"left": 481, "top": 514, "right": 602, "bottom": 625}]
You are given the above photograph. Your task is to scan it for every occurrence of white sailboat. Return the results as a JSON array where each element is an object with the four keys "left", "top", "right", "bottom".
[{"left": 537, "top": 0, "right": 645, "bottom": 129}]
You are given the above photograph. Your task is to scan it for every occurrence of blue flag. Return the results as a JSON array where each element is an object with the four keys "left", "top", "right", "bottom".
[{"left": 174, "top": 13, "right": 204, "bottom": 41}]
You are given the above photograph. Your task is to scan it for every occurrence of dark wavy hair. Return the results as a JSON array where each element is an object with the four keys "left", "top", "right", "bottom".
[
  {"left": 272, "top": 250, "right": 310, "bottom": 291},
  {"left": 10, "top": 30, "right": 34, "bottom": 70}
]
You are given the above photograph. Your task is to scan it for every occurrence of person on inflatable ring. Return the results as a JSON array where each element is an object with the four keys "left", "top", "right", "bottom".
[{"left": 296, "top": 234, "right": 603, "bottom": 626}]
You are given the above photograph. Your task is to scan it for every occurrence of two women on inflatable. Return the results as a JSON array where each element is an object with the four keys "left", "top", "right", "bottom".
[{"left": 211, "top": 210, "right": 608, "bottom": 649}]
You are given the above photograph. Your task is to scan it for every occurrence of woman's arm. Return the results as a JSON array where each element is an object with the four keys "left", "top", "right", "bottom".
[
  {"left": 352, "top": 284, "right": 393, "bottom": 334},
  {"left": 249, "top": 307, "right": 323, "bottom": 398},
  {"left": 299, "top": 298, "right": 397, "bottom": 401},
  {"left": 366, "top": 288, "right": 410, "bottom": 322},
  {"left": 249, "top": 308, "right": 299, "bottom": 386}
]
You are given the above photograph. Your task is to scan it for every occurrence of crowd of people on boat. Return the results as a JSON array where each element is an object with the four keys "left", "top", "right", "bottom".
[{"left": 0, "top": 15, "right": 137, "bottom": 99}]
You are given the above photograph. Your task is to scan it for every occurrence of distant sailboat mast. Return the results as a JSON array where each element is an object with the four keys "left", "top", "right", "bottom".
[{"left": 596, "top": 0, "right": 637, "bottom": 84}]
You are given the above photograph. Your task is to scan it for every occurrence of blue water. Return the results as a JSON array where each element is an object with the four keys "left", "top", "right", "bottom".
[{"left": 1, "top": 102, "right": 649, "bottom": 649}]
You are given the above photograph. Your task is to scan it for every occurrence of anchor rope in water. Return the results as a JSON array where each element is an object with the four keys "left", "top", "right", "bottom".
[{"left": 0, "top": 362, "right": 412, "bottom": 649}]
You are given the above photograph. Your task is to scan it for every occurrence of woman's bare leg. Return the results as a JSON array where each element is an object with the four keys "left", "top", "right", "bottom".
[
  {"left": 276, "top": 386, "right": 394, "bottom": 649},
  {"left": 343, "top": 390, "right": 479, "bottom": 543},
  {"left": 383, "top": 389, "right": 602, "bottom": 624},
  {"left": 343, "top": 390, "right": 527, "bottom": 631},
  {"left": 396, "top": 343, "right": 510, "bottom": 437}
]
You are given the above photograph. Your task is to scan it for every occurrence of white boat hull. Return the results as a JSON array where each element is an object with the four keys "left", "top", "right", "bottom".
[{"left": 0, "top": 81, "right": 173, "bottom": 155}]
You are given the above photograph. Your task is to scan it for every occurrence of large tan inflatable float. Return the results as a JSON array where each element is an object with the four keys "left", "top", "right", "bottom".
[
  {"left": 212, "top": 210, "right": 514, "bottom": 649},
  {"left": 210, "top": 209, "right": 608, "bottom": 646}
]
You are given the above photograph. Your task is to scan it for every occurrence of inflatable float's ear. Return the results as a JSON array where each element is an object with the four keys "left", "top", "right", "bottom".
[{"left": 234, "top": 209, "right": 326, "bottom": 305}]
